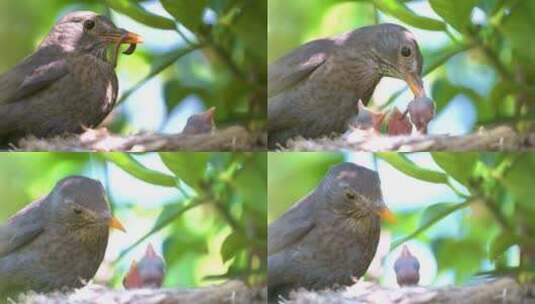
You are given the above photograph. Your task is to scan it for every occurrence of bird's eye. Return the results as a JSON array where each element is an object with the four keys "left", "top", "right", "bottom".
[
  {"left": 345, "top": 191, "right": 356, "bottom": 200},
  {"left": 73, "top": 207, "right": 83, "bottom": 215},
  {"left": 401, "top": 46, "right": 412, "bottom": 57},
  {"left": 83, "top": 20, "right": 95, "bottom": 30}
]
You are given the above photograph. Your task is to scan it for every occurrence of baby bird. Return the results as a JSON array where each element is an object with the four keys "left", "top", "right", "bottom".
[
  {"left": 123, "top": 244, "right": 166, "bottom": 289},
  {"left": 394, "top": 245, "right": 420, "bottom": 287}
]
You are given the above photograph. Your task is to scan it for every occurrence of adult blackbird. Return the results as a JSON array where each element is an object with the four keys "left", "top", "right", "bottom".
[
  {"left": 394, "top": 245, "right": 420, "bottom": 287},
  {"left": 268, "top": 162, "right": 395, "bottom": 298},
  {"left": 123, "top": 243, "right": 166, "bottom": 289},
  {"left": 268, "top": 23, "right": 425, "bottom": 148},
  {"left": 0, "top": 11, "right": 142, "bottom": 145},
  {"left": 0, "top": 176, "right": 125, "bottom": 300}
]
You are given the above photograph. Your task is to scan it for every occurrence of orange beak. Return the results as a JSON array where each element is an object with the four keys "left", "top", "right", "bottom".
[
  {"left": 377, "top": 207, "right": 396, "bottom": 224},
  {"left": 108, "top": 216, "right": 126, "bottom": 232},
  {"left": 101, "top": 30, "right": 143, "bottom": 44},
  {"left": 405, "top": 72, "right": 425, "bottom": 98}
]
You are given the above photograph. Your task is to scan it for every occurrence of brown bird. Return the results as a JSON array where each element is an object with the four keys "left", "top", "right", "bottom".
[
  {"left": 388, "top": 107, "right": 413, "bottom": 136},
  {"left": 348, "top": 100, "right": 386, "bottom": 132},
  {"left": 0, "top": 11, "right": 142, "bottom": 146},
  {"left": 181, "top": 107, "right": 216, "bottom": 135},
  {"left": 394, "top": 245, "right": 420, "bottom": 287},
  {"left": 268, "top": 162, "right": 395, "bottom": 298},
  {"left": 123, "top": 243, "right": 166, "bottom": 289},
  {"left": 0, "top": 176, "right": 125, "bottom": 300},
  {"left": 268, "top": 23, "right": 425, "bottom": 148},
  {"left": 407, "top": 96, "right": 435, "bottom": 134}
]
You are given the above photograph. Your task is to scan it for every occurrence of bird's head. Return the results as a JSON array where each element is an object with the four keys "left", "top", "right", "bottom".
[
  {"left": 346, "top": 23, "right": 425, "bottom": 98},
  {"left": 182, "top": 107, "right": 216, "bottom": 135},
  {"left": 47, "top": 176, "right": 125, "bottom": 234},
  {"left": 40, "top": 11, "right": 142, "bottom": 62},
  {"left": 323, "top": 162, "right": 395, "bottom": 223}
]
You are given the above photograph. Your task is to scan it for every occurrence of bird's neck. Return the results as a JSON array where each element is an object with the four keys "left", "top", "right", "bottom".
[{"left": 325, "top": 49, "right": 382, "bottom": 103}]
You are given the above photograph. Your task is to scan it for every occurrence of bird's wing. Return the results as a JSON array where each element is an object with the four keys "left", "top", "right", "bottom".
[
  {"left": 0, "top": 59, "right": 69, "bottom": 104},
  {"left": 0, "top": 199, "right": 45, "bottom": 257},
  {"left": 268, "top": 38, "right": 335, "bottom": 98},
  {"left": 268, "top": 194, "right": 315, "bottom": 255},
  {"left": 0, "top": 52, "right": 69, "bottom": 104}
]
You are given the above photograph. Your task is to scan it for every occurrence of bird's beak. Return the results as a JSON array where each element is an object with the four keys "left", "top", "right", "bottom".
[
  {"left": 203, "top": 107, "right": 216, "bottom": 122},
  {"left": 100, "top": 29, "right": 143, "bottom": 44},
  {"left": 404, "top": 72, "right": 425, "bottom": 98},
  {"left": 108, "top": 216, "right": 126, "bottom": 232},
  {"left": 376, "top": 207, "right": 396, "bottom": 224}
]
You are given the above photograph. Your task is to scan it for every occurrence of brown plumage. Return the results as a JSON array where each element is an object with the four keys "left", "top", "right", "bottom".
[
  {"left": 268, "top": 162, "right": 395, "bottom": 298},
  {"left": 268, "top": 23, "right": 425, "bottom": 148},
  {"left": 0, "top": 11, "right": 142, "bottom": 145},
  {"left": 0, "top": 176, "right": 125, "bottom": 300}
]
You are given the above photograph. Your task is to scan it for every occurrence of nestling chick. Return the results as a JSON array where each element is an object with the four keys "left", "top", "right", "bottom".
[
  {"left": 182, "top": 107, "right": 216, "bottom": 135},
  {"left": 348, "top": 100, "right": 385, "bottom": 132},
  {"left": 123, "top": 243, "right": 166, "bottom": 289},
  {"left": 394, "top": 245, "right": 420, "bottom": 287},
  {"left": 407, "top": 96, "right": 435, "bottom": 134},
  {"left": 388, "top": 107, "right": 413, "bottom": 136}
]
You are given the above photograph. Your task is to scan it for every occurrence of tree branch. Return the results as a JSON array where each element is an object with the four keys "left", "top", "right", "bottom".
[
  {"left": 13, "top": 126, "right": 266, "bottom": 152},
  {"left": 14, "top": 281, "right": 265, "bottom": 304},
  {"left": 283, "top": 278, "right": 531, "bottom": 304},
  {"left": 281, "top": 126, "right": 535, "bottom": 152}
]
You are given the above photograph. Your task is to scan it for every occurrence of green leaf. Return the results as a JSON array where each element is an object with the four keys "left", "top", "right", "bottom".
[
  {"left": 429, "top": 0, "right": 479, "bottom": 32},
  {"left": 116, "top": 200, "right": 202, "bottom": 261},
  {"left": 423, "top": 43, "right": 473, "bottom": 75},
  {"left": 161, "top": 0, "right": 207, "bottom": 32},
  {"left": 375, "top": 0, "right": 447, "bottom": 31},
  {"left": 489, "top": 231, "right": 518, "bottom": 260},
  {"left": 431, "top": 152, "right": 478, "bottom": 185},
  {"left": 377, "top": 153, "right": 449, "bottom": 184},
  {"left": 101, "top": 153, "right": 176, "bottom": 187},
  {"left": 105, "top": 0, "right": 176, "bottom": 30},
  {"left": 163, "top": 81, "right": 210, "bottom": 112},
  {"left": 221, "top": 231, "right": 247, "bottom": 263},
  {"left": 436, "top": 238, "right": 484, "bottom": 283},
  {"left": 392, "top": 201, "right": 470, "bottom": 249},
  {"left": 502, "top": 1, "right": 535, "bottom": 67},
  {"left": 159, "top": 152, "right": 209, "bottom": 191},
  {"left": 118, "top": 44, "right": 202, "bottom": 104}
]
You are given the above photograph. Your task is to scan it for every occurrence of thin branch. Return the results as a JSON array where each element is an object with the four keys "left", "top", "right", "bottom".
[
  {"left": 117, "top": 43, "right": 203, "bottom": 104},
  {"left": 115, "top": 198, "right": 207, "bottom": 262}
]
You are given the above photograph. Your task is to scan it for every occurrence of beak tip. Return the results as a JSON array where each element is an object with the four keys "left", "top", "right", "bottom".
[
  {"left": 109, "top": 216, "right": 126, "bottom": 233},
  {"left": 378, "top": 208, "right": 396, "bottom": 224}
]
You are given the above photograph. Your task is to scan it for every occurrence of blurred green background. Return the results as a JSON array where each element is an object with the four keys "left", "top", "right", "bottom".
[
  {"left": 0, "top": 0, "right": 266, "bottom": 135},
  {"left": 269, "top": 0, "right": 535, "bottom": 135},
  {"left": 0, "top": 152, "right": 266, "bottom": 287},
  {"left": 269, "top": 152, "right": 535, "bottom": 286}
]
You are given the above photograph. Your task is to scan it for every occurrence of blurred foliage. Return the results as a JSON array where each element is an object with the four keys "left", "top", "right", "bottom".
[
  {"left": 269, "top": 0, "right": 535, "bottom": 131},
  {"left": 0, "top": 152, "right": 266, "bottom": 287},
  {"left": 269, "top": 152, "right": 535, "bottom": 285},
  {"left": 0, "top": 0, "right": 266, "bottom": 133}
]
